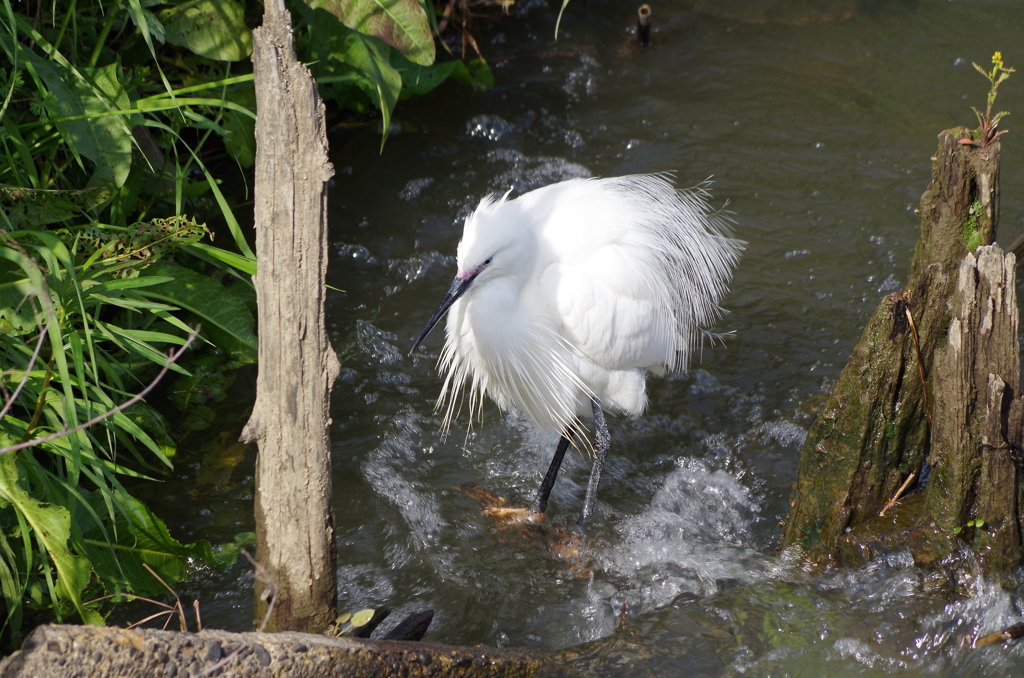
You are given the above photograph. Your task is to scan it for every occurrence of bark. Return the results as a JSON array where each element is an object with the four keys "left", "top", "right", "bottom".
[
  {"left": 0, "top": 624, "right": 559, "bottom": 678},
  {"left": 781, "top": 129, "right": 1004, "bottom": 566},
  {"left": 908, "top": 247, "right": 1023, "bottom": 574},
  {"left": 239, "top": 0, "right": 340, "bottom": 632}
]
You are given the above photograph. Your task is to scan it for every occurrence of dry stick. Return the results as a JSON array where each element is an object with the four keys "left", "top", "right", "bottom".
[
  {"left": 0, "top": 329, "right": 199, "bottom": 456},
  {"left": 86, "top": 591, "right": 183, "bottom": 627},
  {"left": 20, "top": 358, "right": 55, "bottom": 443},
  {"left": 242, "top": 550, "right": 278, "bottom": 633},
  {"left": 879, "top": 472, "right": 917, "bottom": 517},
  {"left": 142, "top": 563, "right": 189, "bottom": 632},
  {"left": 194, "top": 598, "right": 203, "bottom": 632},
  {"left": 974, "top": 622, "right": 1024, "bottom": 648},
  {"left": 126, "top": 609, "right": 178, "bottom": 631},
  {"left": 906, "top": 306, "right": 931, "bottom": 423},
  {"left": 0, "top": 323, "right": 48, "bottom": 422},
  {"left": 437, "top": 0, "right": 457, "bottom": 33}
]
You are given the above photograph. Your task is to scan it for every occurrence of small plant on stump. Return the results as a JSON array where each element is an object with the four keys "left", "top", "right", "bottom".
[{"left": 967, "top": 52, "right": 1014, "bottom": 148}]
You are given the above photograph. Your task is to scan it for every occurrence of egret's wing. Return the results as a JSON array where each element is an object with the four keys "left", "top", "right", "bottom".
[{"left": 538, "top": 246, "right": 677, "bottom": 372}]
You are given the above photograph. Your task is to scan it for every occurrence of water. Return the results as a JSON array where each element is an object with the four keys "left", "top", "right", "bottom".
[{"left": 145, "top": 0, "right": 1024, "bottom": 674}]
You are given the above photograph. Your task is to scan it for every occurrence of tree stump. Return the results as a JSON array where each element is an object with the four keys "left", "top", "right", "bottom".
[
  {"left": 781, "top": 128, "right": 1013, "bottom": 571},
  {"left": 239, "top": 0, "right": 340, "bottom": 632},
  {"left": 909, "top": 246, "right": 1023, "bottom": 574}
]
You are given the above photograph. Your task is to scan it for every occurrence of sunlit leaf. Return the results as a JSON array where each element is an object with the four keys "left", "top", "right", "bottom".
[
  {"left": 314, "top": 0, "right": 435, "bottom": 66},
  {"left": 305, "top": 11, "right": 401, "bottom": 150},
  {"left": 158, "top": 0, "right": 253, "bottom": 61}
]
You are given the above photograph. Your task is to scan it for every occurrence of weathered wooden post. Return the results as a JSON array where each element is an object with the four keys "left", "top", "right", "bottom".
[{"left": 240, "top": 0, "right": 339, "bottom": 631}]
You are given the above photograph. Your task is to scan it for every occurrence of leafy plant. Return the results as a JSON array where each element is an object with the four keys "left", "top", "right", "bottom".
[
  {"left": 294, "top": 0, "right": 493, "bottom": 149},
  {"left": 969, "top": 51, "right": 1014, "bottom": 148},
  {"left": 0, "top": 218, "right": 255, "bottom": 639},
  {"left": 953, "top": 518, "right": 985, "bottom": 535},
  {"left": 0, "top": 0, "right": 492, "bottom": 643},
  {"left": 0, "top": 0, "right": 259, "bottom": 641}
]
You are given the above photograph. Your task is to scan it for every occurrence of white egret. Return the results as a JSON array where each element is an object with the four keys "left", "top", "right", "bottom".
[{"left": 411, "top": 174, "right": 743, "bottom": 529}]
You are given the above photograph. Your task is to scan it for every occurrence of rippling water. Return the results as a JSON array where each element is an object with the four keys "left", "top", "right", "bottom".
[{"left": 140, "top": 0, "right": 1024, "bottom": 674}]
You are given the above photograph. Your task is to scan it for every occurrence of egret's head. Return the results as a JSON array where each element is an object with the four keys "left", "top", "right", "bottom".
[
  {"left": 410, "top": 192, "right": 531, "bottom": 354},
  {"left": 456, "top": 192, "right": 534, "bottom": 286}
]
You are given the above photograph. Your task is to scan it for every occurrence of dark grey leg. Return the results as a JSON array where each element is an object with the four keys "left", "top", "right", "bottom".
[
  {"left": 531, "top": 435, "right": 572, "bottom": 515},
  {"left": 578, "top": 398, "right": 610, "bottom": 529}
]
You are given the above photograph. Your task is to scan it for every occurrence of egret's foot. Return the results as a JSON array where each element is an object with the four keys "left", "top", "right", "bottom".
[
  {"left": 458, "top": 483, "right": 545, "bottom": 526},
  {"left": 484, "top": 506, "right": 545, "bottom": 525},
  {"left": 548, "top": 530, "right": 592, "bottom": 578}
]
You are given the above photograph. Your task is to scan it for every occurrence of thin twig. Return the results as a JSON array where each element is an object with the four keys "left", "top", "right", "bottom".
[
  {"left": 142, "top": 562, "right": 189, "bottom": 632},
  {"left": 437, "top": 0, "right": 457, "bottom": 33},
  {"left": 0, "top": 323, "right": 48, "bottom": 422},
  {"left": 243, "top": 550, "right": 278, "bottom": 633},
  {"left": 879, "top": 472, "right": 916, "bottom": 517},
  {"left": 905, "top": 307, "right": 931, "bottom": 423},
  {"left": 125, "top": 609, "right": 177, "bottom": 631},
  {"left": 0, "top": 328, "right": 199, "bottom": 456},
  {"left": 194, "top": 598, "right": 203, "bottom": 632}
]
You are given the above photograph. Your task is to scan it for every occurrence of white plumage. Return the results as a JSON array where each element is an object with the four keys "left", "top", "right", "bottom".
[{"left": 412, "top": 173, "right": 743, "bottom": 527}]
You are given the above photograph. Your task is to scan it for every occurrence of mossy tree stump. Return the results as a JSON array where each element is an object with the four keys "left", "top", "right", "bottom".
[{"left": 781, "top": 128, "right": 1021, "bottom": 575}]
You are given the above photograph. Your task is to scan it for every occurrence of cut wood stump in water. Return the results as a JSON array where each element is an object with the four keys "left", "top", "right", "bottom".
[{"left": 781, "top": 129, "right": 1023, "bottom": 576}]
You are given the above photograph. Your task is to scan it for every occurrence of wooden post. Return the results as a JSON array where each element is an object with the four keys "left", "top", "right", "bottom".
[
  {"left": 240, "top": 0, "right": 339, "bottom": 632},
  {"left": 781, "top": 129, "right": 1002, "bottom": 566}
]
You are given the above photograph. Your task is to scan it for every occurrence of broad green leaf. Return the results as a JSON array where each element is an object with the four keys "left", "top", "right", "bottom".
[
  {"left": 137, "top": 262, "right": 257, "bottom": 362},
  {"left": 79, "top": 491, "right": 228, "bottom": 595},
  {"left": 450, "top": 58, "right": 494, "bottom": 92},
  {"left": 313, "top": 0, "right": 435, "bottom": 66},
  {"left": 220, "top": 85, "right": 256, "bottom": 168},
  {"left": 351, "top": 608, "right": 375, "bottom": 627},
  {"left": 307, "top": 12, "right": 401, "bottom": 150},
  {"left": 315, "top": 0, "right": 436, "bottom": 67},
  {"left": 0, "top": 244, "right": 46, "bottom": 336},
  {"left": 158, "top": 0, "right": 253, "bottom": 62},
  {"left": 0, "top": 187, "right": 115, "bottom": 228},
  {"left": 389, "top": 50, "right": 493, "bottom": 100},
  {"left": 22, "top": 55, "right": 134, "bottom": 188},
  {"left": 390, "top": 55, "right": 457, "bottom": 100},
  {"left": 0, "top": 455, "right": 94, "bottom": 622}
]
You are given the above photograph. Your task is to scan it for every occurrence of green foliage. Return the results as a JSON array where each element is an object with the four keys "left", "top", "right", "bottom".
[
  {"left": 970, "top": 51, "right": 1014, "bottom": 148},
  {"left": 0, "top": 0, "right": 489, "bottom": 644},
  {"left": 0, "top": 220, "right": 252, "bottom": 639},
  {"left": 318, "top": 0, "right": 436, "bottom": 66},
  {"left": 159, "top": 0, "right": 254, "bottom": 62},
  {"left": 953, "top": 518, "right": 985, "bottom": 535},
  {"left": 961, "top": 200, "right": 984, "bottom": 253},
  {"left": 294, "top": 0, "right": 493, "bottom": 149}
]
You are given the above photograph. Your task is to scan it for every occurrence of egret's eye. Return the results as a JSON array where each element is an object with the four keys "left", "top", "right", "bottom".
[{"left": 484, "top": 256, "right": 493, "bottom": 265}]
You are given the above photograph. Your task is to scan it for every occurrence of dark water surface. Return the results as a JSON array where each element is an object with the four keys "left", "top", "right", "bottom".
[{"left": 155, "top": 1, "right": 1024, "bottom": 675}]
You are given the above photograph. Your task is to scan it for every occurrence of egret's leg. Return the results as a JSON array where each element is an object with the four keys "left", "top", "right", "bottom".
[
  {"left": 531, "top": 435, "right": 572, "bottom": 515},
  {"left": 578, "top": 398, "right": 610, "bottom": 529}
]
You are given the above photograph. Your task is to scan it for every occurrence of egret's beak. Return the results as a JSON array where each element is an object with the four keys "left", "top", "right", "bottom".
[{"left": 410, "top": 273, "right": 477, "bottom": 354}]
